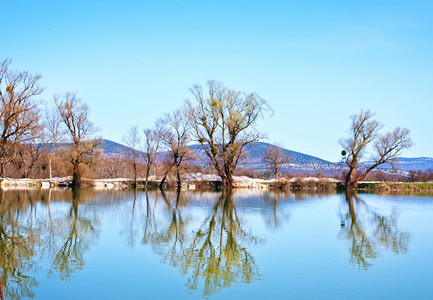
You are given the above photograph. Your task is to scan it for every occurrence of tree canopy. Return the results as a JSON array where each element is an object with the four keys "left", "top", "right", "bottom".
[
  {"left": 187, "top": 80, "right": 265, "bottom": 187},
  {"left": 341, "top": 110, "right": 412, "bottom": 189}
]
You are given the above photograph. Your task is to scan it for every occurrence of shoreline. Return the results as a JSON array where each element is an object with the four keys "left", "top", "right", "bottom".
[{"left": 1, "top": 177, "right": 432, "bottom": 193}]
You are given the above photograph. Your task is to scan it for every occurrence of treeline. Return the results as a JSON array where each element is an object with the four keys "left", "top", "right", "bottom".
[
  {"left": 117, "top": 80, "right": 265, "bottom": 189},
  {"left": 0, "top": 59, "right": 426, "bottom": 188},
  {"left": 0, "top": 58, "right": 102, "bottom": 187},
  {"left": 0, "top": 59, "right": 265, "bottom": 188}
]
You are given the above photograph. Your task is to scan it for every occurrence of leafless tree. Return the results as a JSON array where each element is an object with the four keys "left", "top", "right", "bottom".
[
  {"left": 43, "top": 105, "right": 66, "bottom": 179},
  {"left": 187, "top": 80, "right": 265, "bottom": 187},
  {"left": 142, "top": 129, "right": 157, "bottom": 188},
  {"left": 55, "top": 92, "right": 101, "bottom": 188},
  {"left": 0, "top": 59, "right": 43, "bottom": 177},
  {"left": 122, "top": 125, "right": 141, "bottom": 188},
  {"left": 262, "top": 144, "right": 290, "bottom": 179},
  {"left": 340, "top": 110, "right": 412, "bottom": 189},
  {"left": 15, "top": 128, "right": 45, "bottom": 178},
  {"left": 91, "top": 156, "right": 128, "bottom": 179},
  {"left": 141, "top": 119, "right": 166, "bottom": 189},
  {"left": 159, "top": 108, "right": 194, "bottom": 189}
]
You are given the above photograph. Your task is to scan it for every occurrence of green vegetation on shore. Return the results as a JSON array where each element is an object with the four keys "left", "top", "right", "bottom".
[{"left": 354, "top": 182, "right": 433, "bottom": 193}]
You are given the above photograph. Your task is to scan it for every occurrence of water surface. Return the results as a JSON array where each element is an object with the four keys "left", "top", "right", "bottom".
[{"left": 0, "top": 189, "right": 432, "bottom": 299}]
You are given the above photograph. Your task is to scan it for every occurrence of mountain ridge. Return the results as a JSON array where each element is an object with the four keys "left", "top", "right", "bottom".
[{"left": 44, "top": 139, "right": 433, "bottom": 173}]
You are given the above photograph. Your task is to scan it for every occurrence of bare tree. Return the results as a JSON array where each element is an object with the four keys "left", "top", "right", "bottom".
[
  {"left": 340, "top": 110, "right": 412, "bottom": 190},
  {"left": 122, "top": 125, "right": 141, "bottom": 188},
  {"left": 187, "top": 80, "right": 264, "bottom": 187},
  {"left": 142, "top": 125, "right": 162, "bottom": 189},
  {"left": 262, "top": 144, "right": 290, "bottom": 179},
  {"left": 0, "top": 59, "right": 43, "bottom": 177},
  {"left": 55, "top": 92, "right": 101, "bottom": 188},
  {"left": 159, "top": 108, "right": 193, "bottom": 189},
  {"left": 102, "top": 157, "right": 128, "bottom": 179},
  {"left": 43, "top": 105, "right": 65, "bottom": 179},
  {"left": 15, "top": 129, "right": 45, "bottom": 178}
]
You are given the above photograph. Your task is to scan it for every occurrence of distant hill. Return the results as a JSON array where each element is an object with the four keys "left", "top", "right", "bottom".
[
  {"left": 99, "top": 139, "right": 135, "bottom": 156},
  {"left": 186, "top": 141, "right": 340, "bottom": 174},
  {"left": 363, "top": 157, "right": 433, "bottom": 172},
  {"left": 179, "top": 142, "right": 433, "bottom": 174},
  {"left": 39, "top": 139, "right": 135, "bottom": 157},
  {"left": 396, "top": 157, "right": 433, "bottom": 171},
  {"left": 44, "top": 139, "right": 433, "bottom": 174}
]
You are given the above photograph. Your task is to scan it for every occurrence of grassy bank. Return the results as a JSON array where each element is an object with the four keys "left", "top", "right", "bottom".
[
  {"left": 355, "top": 182, "right": 433, "bottom": 193},
  {"left": 268, "top": 180, "right": 433, "bottom": 193},
  {"left": 265, "top": 179, "right": 337, "bottom": 191}
]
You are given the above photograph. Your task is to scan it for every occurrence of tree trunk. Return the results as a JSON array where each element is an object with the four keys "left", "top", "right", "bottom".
[
  {"left": 49, "top": 157, "right": 53, "bottom": 179},
  {"left": 226, "top": 174, "right": 234, "bottom": 189},
  {"left": 0, "top": 162, "right": 5, "bottom": 178},
  {"left": 345, "top": 166, "right": 357, "bottom": 190},
  {"left": 159, "top": 163, "right": 174, "bottom": 189},
  {"left": 224, "top": 165, "right": 234, "bottom": 189},
  {"left": 176, "top": 166, "right": 181, "bottom": 190},
  {"left": 71, "top": 162, "right": 80, "bottom": 188},
  {"left": 145, "top": 166, "right": 151, "bottom": 190},
  {"left": 159, "top": 174, "right": 167, "bottom": 189},
  {"left": 133, "top": 161, "right": 137, "bottom": 189}
]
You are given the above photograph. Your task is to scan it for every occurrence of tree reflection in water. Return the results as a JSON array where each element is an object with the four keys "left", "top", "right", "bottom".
[
  {"left": 0, "top": 190, "right": 40, "bottom": 300},
  {"left": 48, "top": 189, "right": 99, "bottom": 280},
  {"left": 261, "top": 191, "right": 292, "bottom": 230},
  {"left": 0, "top": 189, "right": 414, "bottom": 299},
  {"left": 120, "top": 189, "right": 139, "bottom": 247},
  {"left": 340, "top": 192, "right": 410, "bottom": 269},
  {"left": 0, "top": 189, "right": 100, "bottom": 299},
  {"left": 141, "top": 190, "right": 262, "bottom": 297}
]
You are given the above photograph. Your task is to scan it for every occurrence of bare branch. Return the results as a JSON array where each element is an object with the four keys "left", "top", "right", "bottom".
[
  {"left": 341, "top": 110, "right": 412, "bottom": 189},
  {"left": 187, "top": 80, "right": 265, "bottom": 187}
]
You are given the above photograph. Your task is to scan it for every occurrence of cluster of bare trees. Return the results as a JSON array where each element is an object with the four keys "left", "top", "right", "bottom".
[
  {"left": 1, "top": 59, "right": 416, "bottom": 190},
  {"left": 0, "top": 59, "right": 100, "bottom": 187},
  {"left": 0, "top": 60, "right": 265, "bottom": 189},
  {"left": 406, "top": 169, "right": 433, "bottom": 182},
  {"left": 122, "top": 80, "right": 266, "bottom": 188}
]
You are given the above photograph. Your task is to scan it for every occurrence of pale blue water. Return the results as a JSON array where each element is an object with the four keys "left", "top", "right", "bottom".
[{"left": 0, "top": 189, "right": 432, "bottom": 299}]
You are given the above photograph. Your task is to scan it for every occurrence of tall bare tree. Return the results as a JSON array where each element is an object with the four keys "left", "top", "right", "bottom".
[
  {"left": 340, "top": 110, "right": 412, "bottom": 189},
  {"left": 0, "top": 59, "right": 43, "bottom": 177},
  {"left": 159, "top": 108, "right": 193, "bottom": 189},
  {"left": 142, "top": 124, "right": 162, "bottom": 189},
  {"left": 262, "top": 144, "right": 290, "bottom": 179},
  {"left": 43, "top": 105, "right": 65, "bottom": 179},
  {"left": 122, "top": 125, "right": 141, "bottom": 188},
  {"left": 187, "top": 80, "right": 264, "bottom": 187},
  {"left": 55, "top": 92, "right": 101, "bottom": 188}
]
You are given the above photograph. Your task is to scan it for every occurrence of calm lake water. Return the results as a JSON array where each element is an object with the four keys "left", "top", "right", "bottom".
[{"left": 0, "top": 189, "right": 432, "bottom": 299}]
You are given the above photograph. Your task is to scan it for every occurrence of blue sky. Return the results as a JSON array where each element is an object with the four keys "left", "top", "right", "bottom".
[{"left": 2, "top": 0, "right": 432, "bottom": 161}]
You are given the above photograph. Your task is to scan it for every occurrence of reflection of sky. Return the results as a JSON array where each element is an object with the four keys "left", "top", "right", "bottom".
[{"left": 1, "top": 190, "right": 431, "bottom": 299}]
